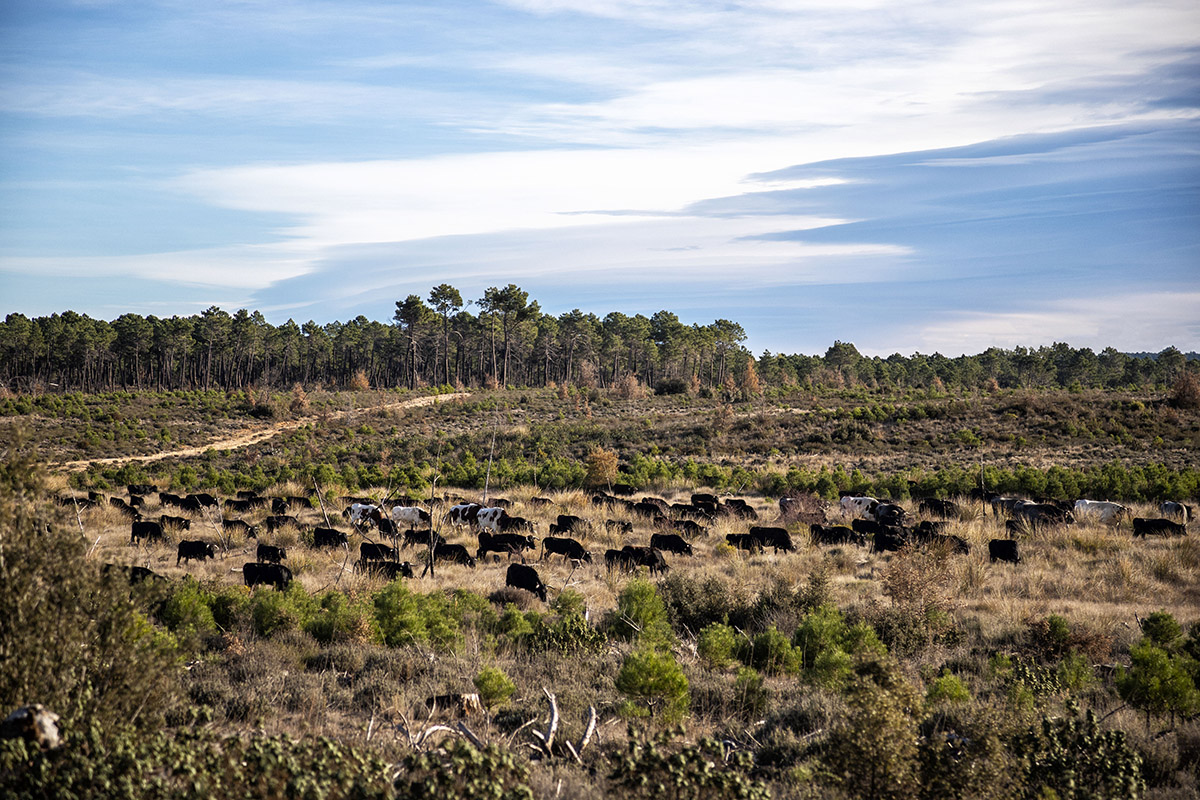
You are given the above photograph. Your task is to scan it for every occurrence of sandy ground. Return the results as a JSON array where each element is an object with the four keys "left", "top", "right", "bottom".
[{"left": 53, "top": 392, "right": 471, "bottom": 472}]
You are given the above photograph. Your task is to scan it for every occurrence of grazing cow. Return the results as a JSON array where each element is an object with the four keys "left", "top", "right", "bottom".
[
  {"left": 506, "top": 563, "right": 549, "bottom": 602},
  {"left": 921, "top": 533, "right": 971, "bottom": 555},
  {"left": 401, "top": 528, "right": 445, "bottom": 549},
  {"left": 1014, "top": 503, "right": 1074, "bottom": 528},
  {"left": 128, "top": 494, "right": 145, "bottom": 508},
  {"left": 1159, "top": 502, "right": 1192, "bottom": 522},
  {"left": 109, "top": 497, "right": 141, "bottom": 520},
  {"left": 1074, "top": 500, "right": 1130, "bottom": 526},
  {"left": 988, "top": 539, "right": 1020, "bottom": 563},
  {"left": 130, "top": 520, "right": 165, "bottom": 545},
  {"left": 270, "top": 497, "right": 290, "bottom": 515},
  {"left": 446, "top": 503, "right": 483, "bottom": 528},
  {"left": 356, "top": 559, "right": 415, "bottom": 579},
  {"left": 286, "top": 495, "right": 312, "bottom": 509},
  {"left": 640, "top": 497, "right": 670, "bottom": 514},
  {"left": 725, "top": 499, "right": 758, "bottom": 520},
  {"left": 127, "top": 483, "right": 157, "bottom": 496},
  {"left": 477, "top": 531, "right": 537, "bottom": 561},
  {"left": 178, "top": 494, "right": 210, "bottom": 512},
  {"left": 555, "top": 514, "right": 589, "bottom": 534},
  {"left": 749, "top": 526, "right": 795, "bottom": 554},
  {"left": 223, "top": 498, "right": 260, "bottom": 513},
  {"left": 360, "top": 542, "right": 398, "bottom": 562},
  {"left": 391, "top": 506, "right": 432, "bottom": 528},
  {"left": 852, "top": 518, "right": 884, "bottom": 536},
  {"left": 605, "top": 519, "right": 633, "bottom": 535},
  {"left": 344, "top": 503, "right": 381, "bottom": 526},
  {"left": 529, "top": 496, "right": 553, "bottom": 507},
  {"left": 176, "top": 540, "right": 216, "bottom": 566},
  {"left": 103, "top": 564, "right": 164, "bottom": 585},
  {"left": 159, "top": 514, "right": 191, "bottom": 532},
  {"left": 873, "top": 531, "right": 906, "bottom": 553},
  {"left": 222, "top": 518, "right": 259, "bottom": 538},
  {"left": 990, "top": 497, "right": 1033, "bottom": 517},
  {"left": 236, "top": 490, "right": 260, "bottom": 500},
  {"left": 190, "top": 492, "right": 219, "bottom": 508},
  {"left": 919, "top": 498, "right": 960, "bottom": 519},
  {"left": 540, "top": 536, "right": 592, "bottom": 563},
  {"left": 840, "top": 496, "right": 879, "bottom": 519},
  {"left": 631, "top": 501, "right": 666, "bottom": 519},
  {"left": 725, "top": 533, "right": 763, "bottom": 554},
  {"left": 621, "top": 545, "right": 669, "bottom": 575},
  {"left": 604, "top": 548, "right": 636, "bottom": 572},
  {"left": 497, "top": 515, "right": 535, "bottom": 534},
  {"left": 912, "top": 520, "right": 949, "bottom": 538},
  {"left": 1132, "top": 518, "right": 1188, "bottom": 538},
  {"left": 673, "top": 519, "right": 708, "bottom": 538},
  {"left": 312, "top": 527, "right": 349, "bottom": 548},
  {"left": 809, "top": 524, "right": 864, "bottom": 547},
  {"left": 432, "top": 543, "right": 478, "bottom": 568},
  {"left": 873, "top": 503, "right": 907, "bottom": 527},
  {"left": 158, "top": 492, "right": 185, "bottom": 508},
  {"left": 243, "top": 562, "right": 292, "bottom": 590},
  {"left": 476, "top": 507, "right": 510, "bottom": 533},
  {"left": 265, "top": 515, "right": 300, "bottom": 532},
  {"left": 650, "top": 533, "right": 693, "bottom": 556},
  {"left": 256, "top": 543, "right": 287, "bottom": 564},
  {"left": 691, "top": 493, "right": 719, "bottom": 506}
]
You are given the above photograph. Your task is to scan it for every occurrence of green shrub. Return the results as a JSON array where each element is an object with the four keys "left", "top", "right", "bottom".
[
  {"left": 610, "top": 579, "right": 674, "bottom": 647},
  {"left": 395, "top": 739, "right": 532, "bottom": 800},
  {"left": 925, "top": 669, "right": 971, "bottom": 705},
  {"left": 305, "top": 590, "right": 378, "bottom": 645},
  {"left": 608, "top": 726, "right": 769, "bottom": 800},
  {"left": 734, "top": 667, "right": 769, "bottom": 718},
  {"left": 526, "top": 611, "right": 606, "bottom": 655},
  {"left": 373, "top": 582, "right": 462, "bottom": 651},
  {"left": 738, "top": 626, "right": 799, "bottom": 676},
  {"left": 250, "top": 583, "right": 316, "bottom": 638},
  {"left": 1014, "top": 705, "right": 1144, "bottom": 799},
  {"left": 792, "top": 604, "right": 886, "bottom": 688},
  {"left": 1139, "top": 610, "right": 1184, "bottom": 648},
  {"left": 158, "top": 577, "right": 217, "bottom": 647},
  {"left": 1117, "top": 640, "right": 1200, "bottom": 728},
  {"left": 697, "top": 622, "right": 738, "bottom": 670},
  {"left": 473, "top": 666, "right": 516, "bottom": 712},
  {"left": 616, "top": 648, "right": 691, "bottom": 721}
]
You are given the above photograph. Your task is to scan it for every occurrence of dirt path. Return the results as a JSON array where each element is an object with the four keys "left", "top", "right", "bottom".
[{"left": 53, "top": 392, "right": 471, "bottom": 472}]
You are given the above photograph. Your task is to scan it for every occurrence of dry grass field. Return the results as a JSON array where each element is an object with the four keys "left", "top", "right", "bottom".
[{"left": 6, "top": 385, "right": 1200, "bottom": 799}]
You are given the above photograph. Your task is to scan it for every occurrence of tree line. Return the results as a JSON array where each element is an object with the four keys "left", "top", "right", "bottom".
[{"left": 0, "top": 284, "right": 1195, "bottom": 393}]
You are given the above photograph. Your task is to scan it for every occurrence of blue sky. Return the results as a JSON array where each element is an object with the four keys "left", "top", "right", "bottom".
[{"left": 1, "top": 0, "right": 1198, "bottom": 356}]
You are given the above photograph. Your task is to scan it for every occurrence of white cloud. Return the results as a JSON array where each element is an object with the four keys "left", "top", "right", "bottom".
[{"left": 901, "top": 292, "right": 1200, "bottom": 355}]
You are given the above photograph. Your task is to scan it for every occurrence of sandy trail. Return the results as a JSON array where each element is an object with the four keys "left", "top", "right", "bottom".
[{"left": 53, "top": 392, "right": 470, "bottom": 472}]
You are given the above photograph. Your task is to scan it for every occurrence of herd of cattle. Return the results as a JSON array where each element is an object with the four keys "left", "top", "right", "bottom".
[{"left": 68, "top": 481, "right": 1193, "bottom": 601}]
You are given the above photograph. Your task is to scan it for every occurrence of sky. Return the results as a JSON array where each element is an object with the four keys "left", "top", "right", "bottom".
[{"left": 1, "top": 0, "right": 1198, "bottom": 357}]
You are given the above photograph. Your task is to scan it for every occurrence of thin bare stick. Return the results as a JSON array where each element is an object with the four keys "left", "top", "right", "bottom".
[{"left": 577, "top": 705, "right": 598, "bottom": 753}]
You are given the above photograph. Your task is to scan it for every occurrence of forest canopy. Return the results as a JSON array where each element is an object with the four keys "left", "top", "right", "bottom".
[{"left": 1, "top": 284, "right": 1195, "bottom": 393}]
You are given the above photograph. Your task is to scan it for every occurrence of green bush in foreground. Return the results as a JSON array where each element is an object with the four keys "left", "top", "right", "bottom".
[{"left": 608, "top": 726, "right": 770, "bottom": 800}]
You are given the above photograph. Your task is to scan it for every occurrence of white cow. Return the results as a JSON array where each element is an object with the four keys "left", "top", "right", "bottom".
[
  {"left": 1074, "top": 499, "right": 1130, "bottom": 525},
  {"left": 344, "top": 503, "right": 380, "bottom": 525},
  {"left": 839, "top": 496, "right": 878, "bottom": 519},
  {"left": 391, "top": 505, "right": 431, "bottom": 528},
  {"left": 476, "top": 507, "right": 509, "bottom": 533}
]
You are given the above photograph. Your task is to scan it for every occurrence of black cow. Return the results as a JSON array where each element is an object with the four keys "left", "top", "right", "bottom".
[
  {"left": 541, "top": 536, "right": 592, "bottom": 563},
  {"left": 1132, "top": 517, "right": 1188, "bottom": 538},
  {"left": 257, "top": 543, "right": 287, "bottom": 564},
  {"left": 265, "top": 515, "right": 299, "bottom": 532},
  {"left": 432, "top": 543, "right": 477, "bottom": 568},
  {"left": 401, "top": 528, "right": 445, "bottom": 549},
  {"left": 691, "top": 493, "right": 719, "bottom": 506},
  {"left": 223, "top": 498, "right": 260, "bottom": 513},
  {"left": 631, "top": 501, "right": 665, "bottom": 519},
  {"left": 104, "top": 563, "right": 164, "bottom": 585},
  {"left": 355, "top": 559, "right": 414, "bottom": 579},
  {"left": 128, "top": 494, "right": 145, "bottom": 508},
  {"left": 649, "top": 533, "right": 693, "bottom": 556},
  {"left": 726, "top": 533, "right": 762, "bottom": 554},
  {"left": 244, "top": 562, "right": 292, "bottom": 589},
  {"left": 809, "top": 524, "right": 864, "bottom": 546},
  {"left": 158, "top": 492, "right": 184, "bottom": 508},
  {"left": 222, "top": 518, "right": 259, "bottom": 538},
  {"left": 477, "top": 531, "right": 537, "bottom": 561},
  {"left": 555, "top": 514, "right": 589, "bottom": 533},
  {"left": 506, "top": 563, "right": 548, "bottom": 602},
  {"left": 621, "top": 545, "right": 669, "bottom": 575},
  {"left": 529, "top": 496, "right": 553, "bottom": 507},
  {"left": 360, "top": 542, "right": 398, "bottom": 562},
  {"left": 313, "top": 527, "right": 349, "bottom": 548},
  {"left": 918, "top": 498, "right": 960, "bottom": 518},
  {"left": 913, "top": 520, "right": 949, "bottom": 538},
  {"left": 497, "top": 515, "right": 535, "bottom": 534},
  {"left": 873, "top": 531, "right": 906, "bottom": 553},
  {"left": 852, "top": 518, "right": 883, "bottom": 536},
  {"left": 159, "top": 514, "right": 191, "bottom": 532},
  {"left": 176, "top": 540, "right": 216, "bottom": 566},
  {"left": 130, "top": 520, "right": 165, "bottom": 545},
  {"left": 873, "top": 503, "right": 907, "bottom": 527},
  {"left": 605, "top": 519, "right": 633, "bottom": 535},
  {"left": 271, "top": 497, "right": 291, "bottom": 514},
  {"left": 236, "top": 489, "right": 260, "bottom": 499},
  {"left": 127, "top": 483, "right": 157, "bottom": 496},
  {"left": 604, "top": 548, "right": 636, "bottom": 571},
  {"left": 725, "top": 498, "right": 758, "bottom": 520},
  {"left": 988, "top": 539, "right": 1020, "bottom": 563},
  {"left": 749, "top": 526, "right": 795, "bottom": 553}
]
